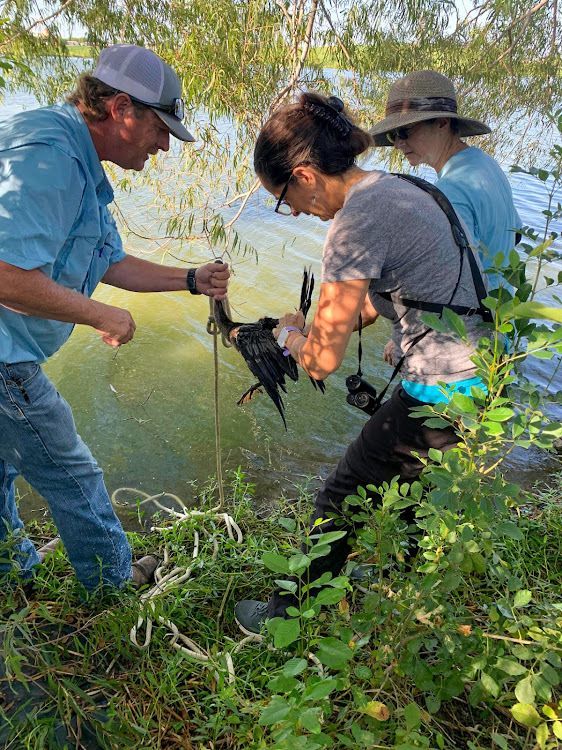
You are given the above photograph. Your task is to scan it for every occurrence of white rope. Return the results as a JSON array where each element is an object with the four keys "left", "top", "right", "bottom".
[{"left": 111, "top": 488, "right": 259, "bottom": 679}]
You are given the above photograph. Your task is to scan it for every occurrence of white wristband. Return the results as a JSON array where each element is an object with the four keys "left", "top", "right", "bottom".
[{"left": 276, "top": 325, "right": 300, "bottom": 349}]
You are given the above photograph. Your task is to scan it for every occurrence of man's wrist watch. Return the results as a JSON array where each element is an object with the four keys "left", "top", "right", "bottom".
[
  {"left": 276, "top": 325, "right": 301, "bottom": 349},
  {"left": 186, "top": 268, "right": 201, "bottom": 295}
]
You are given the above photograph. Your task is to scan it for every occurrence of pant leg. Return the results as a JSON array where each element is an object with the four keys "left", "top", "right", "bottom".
[
  {"left": 0, "top": 460, "right": 39, "bottom": 574},
  {"left": 268, "top": 386, "right": 458, "bottom": 617},
  {"left": 0, "top": 362, "right": 131, "bottom": 590}
]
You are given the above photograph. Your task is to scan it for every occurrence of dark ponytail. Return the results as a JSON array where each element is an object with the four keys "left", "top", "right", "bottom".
[{"left": 254, "top": 92, "right": 372, "bottom": 187}]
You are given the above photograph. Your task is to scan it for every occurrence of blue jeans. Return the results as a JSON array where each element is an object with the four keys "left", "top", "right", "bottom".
[{"left": 0, "top": 362, "right": 132, "bottom": 590}]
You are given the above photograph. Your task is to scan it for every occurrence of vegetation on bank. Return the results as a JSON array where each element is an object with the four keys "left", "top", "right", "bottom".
[{"left": 1, "top": 467, "right": 561, "bottom": 750}]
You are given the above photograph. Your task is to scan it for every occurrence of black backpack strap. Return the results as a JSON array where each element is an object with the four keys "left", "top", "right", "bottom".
[{"left": 390, "top": 173, "right": 493, "bottom": 323}]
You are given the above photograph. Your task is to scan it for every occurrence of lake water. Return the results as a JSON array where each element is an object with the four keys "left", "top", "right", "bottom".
[{"left": 3, "top": 88, "right": 561, "bottom": 528}]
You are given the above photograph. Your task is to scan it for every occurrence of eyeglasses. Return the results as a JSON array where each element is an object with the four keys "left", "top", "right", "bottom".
[
  {"left": 274, "top": 175, "right": 294, "bottom": 216},
  {"left": 385, "top": 125, "right": 417, "bottom": 144},
  {"left": 386, "top": 120, "right": 434, "bottom": 145},
  {"left": 128, "top": 95, "right": 185, "bottom": 120}
]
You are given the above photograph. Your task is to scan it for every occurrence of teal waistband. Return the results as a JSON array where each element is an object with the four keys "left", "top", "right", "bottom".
[{"left": 401, "top": 376, "right": 487, "bottom": 404}]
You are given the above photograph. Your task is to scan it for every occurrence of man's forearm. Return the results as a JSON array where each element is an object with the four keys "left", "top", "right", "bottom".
[
  {"left": 102, "top": 255, "right": 188, "bottom": 292},
  {"left": 0, "top": 261, "right": 108, "bottom": 326}
]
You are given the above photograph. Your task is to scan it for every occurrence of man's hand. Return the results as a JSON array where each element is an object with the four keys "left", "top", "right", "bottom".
[
  {"left": 94, "top": 304, "right": 136, "bottom": 347},
  {"left": 195, "top": 262, "right": 230, "bottom": 300}
]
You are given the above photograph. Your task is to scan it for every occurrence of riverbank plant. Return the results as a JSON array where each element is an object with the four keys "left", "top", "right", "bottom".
[{"left": 0, "top": 466, "right": 561, "bottom": 750}]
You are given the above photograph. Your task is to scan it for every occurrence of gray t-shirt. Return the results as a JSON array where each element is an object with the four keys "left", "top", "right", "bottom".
[{"left": 322, "top": 171, "right": 486, "bottom": 384}]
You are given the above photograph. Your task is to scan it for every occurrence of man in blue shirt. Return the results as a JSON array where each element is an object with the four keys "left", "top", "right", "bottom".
[{"left": 0, "top": 45, "right": 230, "bottom": 592}]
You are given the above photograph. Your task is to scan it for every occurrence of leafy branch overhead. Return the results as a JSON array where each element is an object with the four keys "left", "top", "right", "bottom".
[{"left": 1, "top": 1, "right": 560, "bottom": 256}]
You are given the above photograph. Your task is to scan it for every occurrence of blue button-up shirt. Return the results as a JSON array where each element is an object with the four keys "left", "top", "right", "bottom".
[{"left": 0, "top": 102, "right": 127, "bottom": 363}]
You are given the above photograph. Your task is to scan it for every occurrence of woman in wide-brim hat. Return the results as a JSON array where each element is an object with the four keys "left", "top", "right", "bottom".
[{"left": 371, "top": 70, "right": 521, "bottom": 290}]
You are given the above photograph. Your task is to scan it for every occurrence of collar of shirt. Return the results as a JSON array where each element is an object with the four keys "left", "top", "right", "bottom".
[{"left": 61, "top": 102, "right": 114, "bottom": 207}]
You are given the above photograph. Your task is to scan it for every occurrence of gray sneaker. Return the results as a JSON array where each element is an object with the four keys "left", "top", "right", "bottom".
[
  {"left": 349, "top": 564, "right": 378, "bottom": 582},
  {"left": 131, "top": 555, "right": 160, "bottom": 587},
  {"left": 234, "top": 599, "right": 269, "bottom": 635}
]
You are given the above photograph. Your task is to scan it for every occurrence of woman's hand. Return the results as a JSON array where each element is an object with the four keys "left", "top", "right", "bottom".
[{"left": 273, "top": 310, "right": 305, "bottom": 340}]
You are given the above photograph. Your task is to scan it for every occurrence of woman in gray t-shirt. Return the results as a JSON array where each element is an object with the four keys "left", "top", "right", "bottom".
[{"left": 234, "top": 92, "right": 488, "bottom": 636}]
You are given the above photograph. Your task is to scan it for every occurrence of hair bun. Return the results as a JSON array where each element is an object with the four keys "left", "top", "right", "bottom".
[{"left": 327, "top": 96, "right": 344, "bottom": 113}]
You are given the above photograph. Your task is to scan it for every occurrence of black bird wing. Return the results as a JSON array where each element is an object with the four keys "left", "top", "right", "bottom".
[
  {"left": 300, "top": 267, "right": 326, "bottom": 394},
  {"left": 234, "top": 318, "right": 298, "bottom": 428},
  {"left": 212, "top": 268, "right": 325, "bottom": 426}
]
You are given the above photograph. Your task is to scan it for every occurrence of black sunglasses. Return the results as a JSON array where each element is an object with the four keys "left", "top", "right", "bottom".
[
  {"left": 385, "top": 125, "right": 416, "bottom": 144},
  {"left": 274, "top": 175, "right": 293, "bottom": 215},
  {"left": 386, "top": 119, "right": 435, "bottom": 145},
  {"left": 128, "top": 95, "right": 185, "bottom": 120}
]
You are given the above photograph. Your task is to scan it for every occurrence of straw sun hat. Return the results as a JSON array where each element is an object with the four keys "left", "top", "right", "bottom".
[{"left": 370, "top": 70, "right": 491, "bottom": 147}]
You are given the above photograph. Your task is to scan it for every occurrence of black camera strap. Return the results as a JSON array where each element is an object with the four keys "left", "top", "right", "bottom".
[{"left": 353, "top": 174, "right": 492, "bottom": 409}]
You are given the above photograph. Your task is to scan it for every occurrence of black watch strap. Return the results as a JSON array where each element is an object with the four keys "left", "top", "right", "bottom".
[{"left": 186, "top": 268, "right": 201, "bottom": 295}]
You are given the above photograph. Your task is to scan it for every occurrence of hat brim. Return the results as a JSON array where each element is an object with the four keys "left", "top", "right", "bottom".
[
  {"left": 369, "top": 111, "right": 491, "bottom": 146},
  {"left": 153, "top": 109, "right": 195, "bottom": 142}
]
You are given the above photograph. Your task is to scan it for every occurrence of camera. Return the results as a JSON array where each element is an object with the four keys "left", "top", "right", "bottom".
[{"left": 345, "top": 374, "right": 380, "bottom": 416}]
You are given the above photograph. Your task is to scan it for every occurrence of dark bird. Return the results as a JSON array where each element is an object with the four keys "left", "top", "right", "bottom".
[{"left": 213, "top": 268, "right": 325, "bottom": 428}]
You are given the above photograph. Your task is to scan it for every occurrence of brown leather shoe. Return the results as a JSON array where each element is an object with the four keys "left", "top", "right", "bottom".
[
  {"left": 131, "top": 555, "right": 160, "bottom": 587},
  {"left": 37, "top": 537, "right": 62, "bottom": 563}
]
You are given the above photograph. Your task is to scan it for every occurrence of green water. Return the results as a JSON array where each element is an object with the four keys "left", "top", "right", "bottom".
[{"left": 12, "top": 143, "right": 561, "bottom": 527}]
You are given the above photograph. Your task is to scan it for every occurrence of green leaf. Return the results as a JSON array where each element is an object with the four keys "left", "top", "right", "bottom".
[
  {"left": 512, "top": 301, "right": 562, "bottom": 323},
  {"left": 511, "top": 702, "right": 541, "bottom": 727},
  {"left": 428, "top": 448, "right": 443, "bottom": 462},
  {"left": 541, "top": 663, "right": 560, "bottom": 686},
  {"left": 403, "top": 702, "right": 422, "bottom": 731},
  {"left": 491, "top": 733, "right": 509, "bottom": 750},
  {"left": 514, "top": 589, "right": 532, "bottom": 607},
  {"left": 420, "top": 312, "right": 449, "bottom": 333},
  {"left": 267, "top": 674, "right": 299, "bottom": 693},
  {"left": 553, "top": 721, "right": 562, "bottom": 740},
  {"left": 480, "top": 672, "right": 500, "bottom": 698},
  {"left": 270, "top": 618, "right": 300, "bottom": 648},
  {"left": 495, "top": 658, "right": 526, "bottom": 676},
  {"left": 442, "top": 306, "right": 467, "bottom": 338},
  {"left": 449, "top": 392, "right": 478, "bottom": 413},
  {"left": 515, "top": 676, "right": 536, "bottom": 704},
  {"left": 536, "top": 722, "right": 550, "bottom": 749},
  {"left": 314, "top": 587, "right": 346, "bottom": 606},
  {"left": 259, "top": 696, "right": 291, "bottom": 726},
  {"left": 262, "top": 551, "right": 290, "bottom": 574},
  {"left": 485, "top": 407, "right": 515, "bottom": 422},
  {"left": 288, "top": 552, "right": 311, "bottom": 573},
  {"left": 303, "top": 678, "right": 338, "bottom": 701},
  {"left": 308, "top": 530, "right": 347, "bottom": 545},
  {"left": 283, "top": 658, "right": 308, "bottom": 677},
  {"left": 299, "top": 707, "right": 322, "bottom": 733},
  {"left": 316, "top": 637, "right": 354, "bottom": 669},
  {"left": 495, "top": 521, "right": 524, "bottom": 540}
]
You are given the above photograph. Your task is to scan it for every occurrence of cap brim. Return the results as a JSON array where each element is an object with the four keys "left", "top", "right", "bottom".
[
  {"left": 153, "top": 109, "right": 195, "bottom": 142},
  {"left": 369, "top": 111, "right": 491, "bottom": 146}
]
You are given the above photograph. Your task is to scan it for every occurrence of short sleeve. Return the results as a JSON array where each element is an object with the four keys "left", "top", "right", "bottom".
[
  {"left": 322, "top": 183, "right": 389, "bottom": 283},
  {"left": 435, "top": 177, "right": 478, "bottom": 245},
  {"left": 0, "top": 143, "right": 85, "bottom": 270}
]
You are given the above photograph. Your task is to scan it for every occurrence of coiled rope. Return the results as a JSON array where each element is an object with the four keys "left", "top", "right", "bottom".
[{"left": 111, "top": 296, "right": 323, "bottom": 682}]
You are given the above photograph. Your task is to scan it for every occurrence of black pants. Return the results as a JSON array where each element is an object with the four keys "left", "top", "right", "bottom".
[{"left": 268, "top": 386, "right": 458, "bottom": 617}]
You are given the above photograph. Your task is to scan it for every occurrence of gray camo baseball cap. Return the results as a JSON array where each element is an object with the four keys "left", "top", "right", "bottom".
[{"left": 93, "top": 44, "right": 194, "bottom": 142}]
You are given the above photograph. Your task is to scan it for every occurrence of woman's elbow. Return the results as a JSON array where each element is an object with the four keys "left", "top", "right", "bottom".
[{"left": 303, "top": 353, "right": 343, "bottom": 381}]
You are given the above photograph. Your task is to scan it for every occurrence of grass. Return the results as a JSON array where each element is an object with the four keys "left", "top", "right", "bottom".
[{"left": 1, "top": 470, "right": 561, "bottom": 749}]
